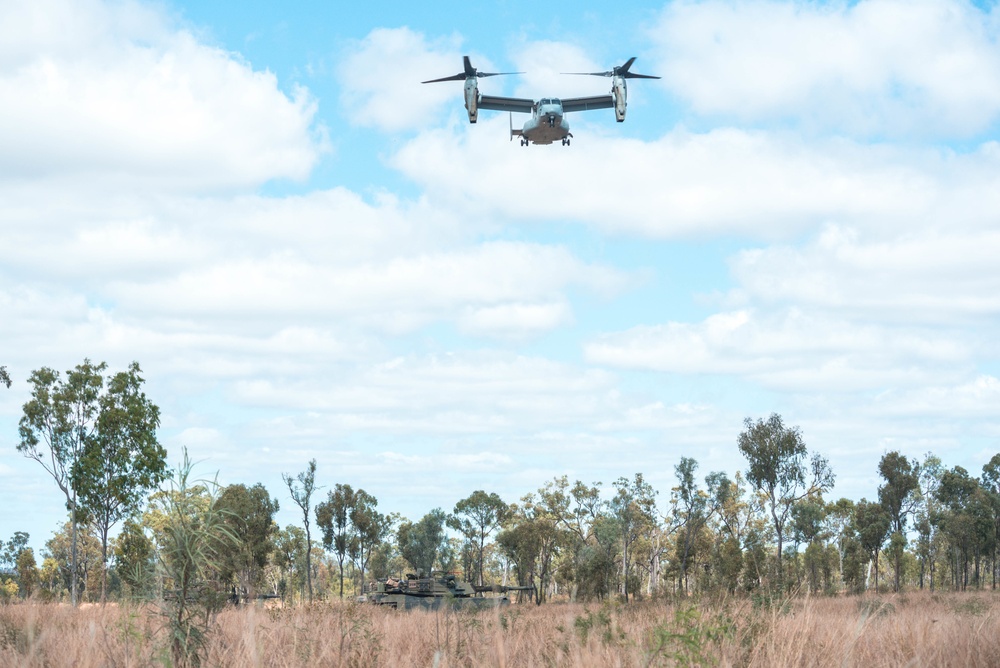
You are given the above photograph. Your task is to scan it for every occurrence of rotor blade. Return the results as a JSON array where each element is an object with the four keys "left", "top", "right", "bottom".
[
  {"left": 561, "top": 70, "right": 614, "bottom": 77},
  {"left": 421, "top": 72, "right": 467, "bottom": 84},
  {"left": 562, "top": 57, "right": 660, "bottom": 79},
  {"left": 618, "top": 56, "right": 637, "bottom": 74},
  {"left": 618, "top": 57, "right": 660, "bottom": 79},
  {"left": 463, "top": 56, "right": 476, "bottom": 77},
  {"left": 476, "top": 71, "right": 524, "bottom": 77}
]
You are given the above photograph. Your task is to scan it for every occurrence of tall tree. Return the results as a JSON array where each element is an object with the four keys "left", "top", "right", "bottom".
[
  {"left": 671, "top": 459, "right": 723, "bottom": 594},
  {"left": 981, "top": 454, "right": 1000, "bottom": 589},
  {"left": 854, "top": 498, "right": 890, "bottom": 592},
  {"left": 397, "top": 509, "right": 447, "bottom": 576},
  {"left": 448, "top": 490, "right": 509, "bottom": 586},
  {"left": 18, "top": 359, "right": 106, "bottom": 606},
  {"left": 916, "top": 453, "right": 943, "bottom": 589},
  {"left": 877, "top": 451, "right": 919, "bottom": 592},
  {"left": 113, "top": 517, "right": 154, "bottom": 597},
  {"left": 272, "top": 525, "right": 307, "bottom": 600},
  {"left": 16, "top": 549, "right": 38, "bottom": 599},
  {"left": 610, "top": 473, "right": 657, "bottom": 602},
  {"left": 1, "top": 532, "right": 30, "bottom": 574},
  {"left": 283, "top": 459, "right": 317, "bottom": 603},
  {"left": 349, "top": 489, "right": 388, "bottom": 592},
  {"left": 0, "top": 365, "right": 10, "bottom": 388},
  {"left": 74, "top": 362, "right": 168, "bottom": 602},
  {"left": 214, "top": 483, "right": 279, "bottom": 599},
  {"left": 737, "top": 413, "right": 835, "bottom": 592},
  {"left": 315, "top": 483, "right": 355, "bottom": 599}
]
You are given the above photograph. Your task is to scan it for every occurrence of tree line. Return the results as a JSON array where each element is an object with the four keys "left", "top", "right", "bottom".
[{"left": 4, "top": 360, "right": 1000, "bottom": 606}]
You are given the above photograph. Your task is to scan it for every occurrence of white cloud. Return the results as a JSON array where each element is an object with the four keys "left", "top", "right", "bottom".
[
  {"left": 458, "top": 301, "right": 574, "bottom": 340},
  {"left": 0, "top": 0, "right": 325, "bottom": 189},
  {"left": 585, "top": 308, "right": 972, "bottom": 392},
  {"left": 508, "top": 41, "right": 615, "bottom": 100},
  {"left": 104, "top": 240, "right": 628, "bottom": 335},
  {"left": 872, "top": 375, "right": 1000, "bottom": 418},
  {"left": 651, "top": 0, "right": 1000, "bottom": 137},
  {"left": 392, "top": 124, "right": 1000, "bottom": 239},
  {"left": 337, "top": 27, "right": 470, "bottom": 132},
  {"left": 730, "top": 223, "right": 1000, "bottom": 322}
]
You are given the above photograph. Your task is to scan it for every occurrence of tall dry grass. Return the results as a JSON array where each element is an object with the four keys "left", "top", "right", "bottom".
[{"left": 2, "top": 591, "right": 999, "bottom": 667}]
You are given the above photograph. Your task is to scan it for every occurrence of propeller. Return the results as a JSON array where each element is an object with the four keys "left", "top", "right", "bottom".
[
  {"left": 422, "top": 56, "right": 523, "bottom": 84},
  {"left": 562, "top": 57, "right": 660, "bottom": 80}
]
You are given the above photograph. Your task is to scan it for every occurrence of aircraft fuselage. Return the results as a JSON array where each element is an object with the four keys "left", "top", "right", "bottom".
[{"left": 518, "top": 98, "right": 571, "bottom": 145}]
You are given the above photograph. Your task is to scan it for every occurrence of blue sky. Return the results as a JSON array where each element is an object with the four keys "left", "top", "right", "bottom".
[{"left": 2, "top": 0, "right": 1000, "bottom": 552}]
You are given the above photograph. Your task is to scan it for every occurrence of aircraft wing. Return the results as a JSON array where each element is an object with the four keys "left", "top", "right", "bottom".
[
  {"left": 561, "top": 95, "right": 614, "bottom": 113},
  {"left": 478, "top": 95, "right": 535, "bottom": 113}
]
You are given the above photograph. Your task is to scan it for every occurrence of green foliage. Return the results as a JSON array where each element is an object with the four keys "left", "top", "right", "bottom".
[
  {"left": 15, "top": 549, "right": 37, "bottom": 599},
  {"left": 574, "top": 606, "right": 626, "bottom": 646},
  {"left": 282, "top": 459, "right": 317, "bottom": 603},
  {"left": 316, "top": 483, "right": 355, "bottom": 598},
  {"left": 738, "top": 413, "right": 835, "bottom": 592},
  {"left": 214, "top": 483, "right": 279, "bottom": 597},
  {"left": 44, "top": 521, "right": 103, "bottom": 602},
  {"left": 114, "top": 517, "right": 155, "bottom": 598},
  {"left": 397, "top": 508, "right": 447, "bottom": 575},
  {"left": 18, "top": 360, "right": 106, "bottom": 605},
  {"left": 0, "top": 579, "right": 17, "bottom": 603},
  {"left": 155, "top": 450, "right": 237, "bottom": 667},
  {"left": 647, "top": 605, "right": 733, "bottom": 667},
  {"left": 0, "top": 365, "right": 11, "bottom": 389},
  {"left": 449, "top": 490, "right": 508, "bottom": 586},
  {"left": 1, "top": 532, "right": 29, "bottom": 574},
  {"left": 74, "top": 362, "right": 168, "bottom": 602}
]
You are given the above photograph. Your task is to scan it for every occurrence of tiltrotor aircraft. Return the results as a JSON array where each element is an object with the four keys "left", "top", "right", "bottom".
[{"left": 422, "top": 56, "right": 659, "bottom": 146}]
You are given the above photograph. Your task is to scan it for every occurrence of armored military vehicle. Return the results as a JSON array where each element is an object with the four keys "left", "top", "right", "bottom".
[{"left": 361, "top": 572, "right": 534, "bottom": 610}]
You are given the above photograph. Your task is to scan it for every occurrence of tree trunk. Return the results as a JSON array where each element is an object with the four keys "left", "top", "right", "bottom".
[
  {"left": 70, "top": 495, "right": 79, "bottom": 607},
  {"left": 305, "top": 528, "right": 312, "bottom": 603}
]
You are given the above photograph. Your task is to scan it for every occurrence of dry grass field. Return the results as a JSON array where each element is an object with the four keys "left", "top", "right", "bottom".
[{"left": 2, "top": 591, "right": 1000, "bottom": 667}]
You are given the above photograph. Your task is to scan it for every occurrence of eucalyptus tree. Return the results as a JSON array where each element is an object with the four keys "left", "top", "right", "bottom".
[
  {"left": 397, "top": 509, "right": 447, "bottom": 576},
  {"left": 498, "top": 492, "right": 563, "bottom": 603},
  {"left": 18, "top": 359, "right": 107, "bottom": 606},
  {"left": 791, "top": 496, "right": 827, "bottom": 591},
  {"left": 981, "top": 454, "right": 1000, "bottom": 589},
  {"left": 610, "top": 473, "right": 657, "bottom": 602},
  {"left": 854, "top": 498, "right": 890, "bottom": 592},
  {"left": 737, "top": 413, "right": 835, "bottom": 591},
  {"left": 916, "top": 453, "right": 944, "bottom": 589},
  {"left": 75, "top": 362, "right": 168, "bottom": 602},
  {"left": 272, "top": 525, "right": 307, "bottom": 600},
  {"left": 282, "top": 459, "right": 318, "bottom": 603},
  {"left": 315, "top": 483, "right": 355, "bottom": 598},
  {"left": 349, "top": 489, "right": 388, "bottom": 591},
  {"left": 536, "top": 476, "right": 605, "bottom": 593},
  {"left": 1, "top": 532, "right": 29, "bottom": 574},
  {"left": 0, "top": 365, "right": 10, "bottom": 388},
  {"left": 214, "top": 483, "right": 279, "bottom": 598},
  {"left": 877, "top": 451, "right": 920, "bottom": 591},
  {"left": 671, "top": 458, "right": 724, "bottom": 594},
  {"left": 448, "top": 490, "right": 509, "bottom": 586},
  {"left": 114, "top": 517, "right": 154, "bottom": 596}
]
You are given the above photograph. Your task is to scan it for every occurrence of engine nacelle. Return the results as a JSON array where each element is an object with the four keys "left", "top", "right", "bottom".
[
  {"left": 612, "top": 75, "right": 627, "bottom": 122},
  {"left": 464, "top": 78, "right": 479, "bottom": 123}
]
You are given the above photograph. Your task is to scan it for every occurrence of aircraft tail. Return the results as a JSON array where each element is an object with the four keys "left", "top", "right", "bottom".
[{"left": 509, "top": 112, "right": 523, "bottom": 140}]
